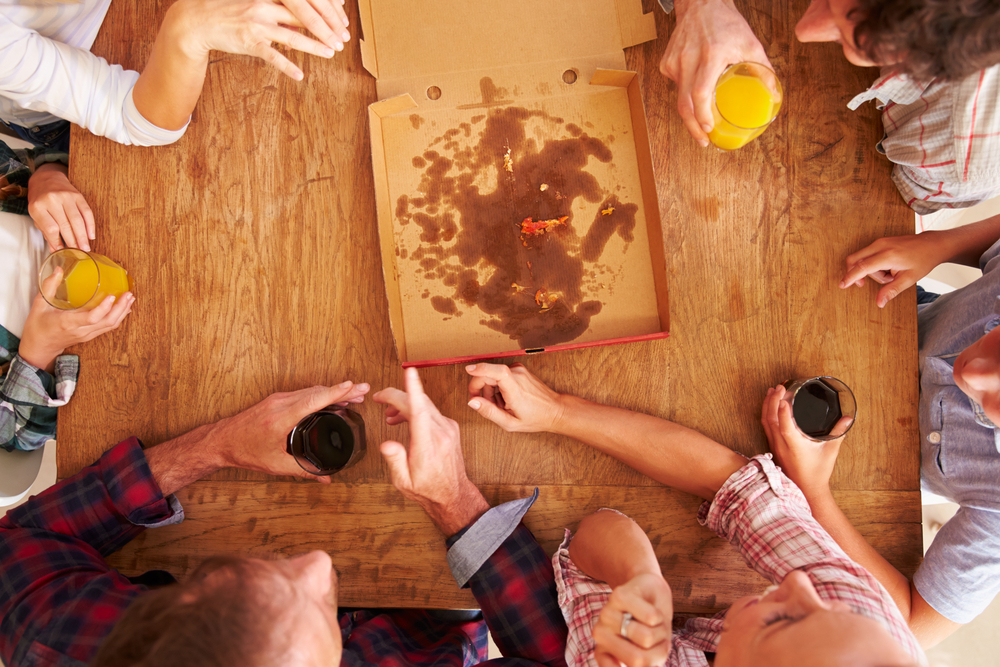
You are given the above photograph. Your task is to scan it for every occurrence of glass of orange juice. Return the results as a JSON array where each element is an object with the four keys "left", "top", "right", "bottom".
[
  {"left": 708, "top": 62, "right": 783, "bottom": 151},
  {"left": 38, "top": 249, "right": 135, "bottom": 310}
]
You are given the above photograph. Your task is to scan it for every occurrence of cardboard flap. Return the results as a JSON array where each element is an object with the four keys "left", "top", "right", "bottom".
[
  {"left": 359, "top": 0, "right": 656, "bottom": 85},
  {"left": 614, "top": 0, "right": 657, "bottom": 48}
]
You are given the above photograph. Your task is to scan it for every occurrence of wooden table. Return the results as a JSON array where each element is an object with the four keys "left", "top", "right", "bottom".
[{"left": 63, "top": 0, "right": 921, "bottom": 613}]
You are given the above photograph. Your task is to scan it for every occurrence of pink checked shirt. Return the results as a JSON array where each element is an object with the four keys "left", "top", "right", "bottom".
[
  {"left": 848, "top": 64, "right": 1000, "bottom": 215},
  {"left": 553, "top": 456, "right": 926, "bottom": 667}
]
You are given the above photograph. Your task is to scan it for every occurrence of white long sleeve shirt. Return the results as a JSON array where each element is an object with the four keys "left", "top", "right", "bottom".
[{"left": 0, "top": 0, "right": 187, "bottom": 146}]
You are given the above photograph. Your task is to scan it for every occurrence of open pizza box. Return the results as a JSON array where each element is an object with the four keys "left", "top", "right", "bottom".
[{"left": 361, "top": 0, "right": 670, "bottom": 367}]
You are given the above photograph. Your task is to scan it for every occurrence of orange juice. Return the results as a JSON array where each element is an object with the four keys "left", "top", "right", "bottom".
[
  {"left": 47, "top": 250, "right": 134, "bottom": 310},
  {"left": 708, "top": 64, "right": 782, "bottom": 151}
]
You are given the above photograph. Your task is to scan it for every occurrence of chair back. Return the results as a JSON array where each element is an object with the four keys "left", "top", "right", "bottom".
[{"left": 0, "top": 445, "right": 45, "bottom": 507}]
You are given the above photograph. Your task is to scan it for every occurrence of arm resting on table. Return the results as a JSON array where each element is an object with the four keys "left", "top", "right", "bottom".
[
  {"left": 567, "top": 510, "right": 661, "bottom": 587},
  {"left": 552, "top": 394, "right": 747, "bottom": 500}
]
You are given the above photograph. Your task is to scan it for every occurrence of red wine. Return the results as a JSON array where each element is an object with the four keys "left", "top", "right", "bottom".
[
  {"left": 791, "top": 379, "right": 842, "bottom": 438},
  {"left": 287, "top": 409, "right": 366, "bottom": 475}
]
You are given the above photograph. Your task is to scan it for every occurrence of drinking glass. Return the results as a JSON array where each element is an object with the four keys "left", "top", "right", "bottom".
[
  {"left": 781, "top": 376, "right": 856, "bottom": 442},
  {"left": 708, "top": 62, "right": 783, "bottom": 151},
  {"left": 286, "top": 407, "right": 367, "bottom": 476},
  {"left": 38, "top": 249, "right": 134, "bottom": 310}
]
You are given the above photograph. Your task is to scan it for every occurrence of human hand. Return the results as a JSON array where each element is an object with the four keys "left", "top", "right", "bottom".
[
  {"left": 465, "top": 363, "right": 564, "bottom": 432},
  {"left": 373, "top": 368, "right": 490, "bottom": 536},
  {"left": 170, "top": 0, "right": 351, "bottom": 80},
  {"left": 839, "top": 233, "right": 947, "bottom": 308},
  {"left": 27, "top": 163, "right": 95, "bottom": 252},
  {"left": 593, "top": 573, "right": 674, "bottom": 667},
  {"left": 217, "top": 381, "right": 370, "bottom": 482},
  {"left": 660, "top": 0, "right": 771, "bottom": 147},
  {"left": 760, "top": 385, "right": 851, "bottom": 499},
  {"left": 17, "top": 268, "right": 133, "bottom": 374}
]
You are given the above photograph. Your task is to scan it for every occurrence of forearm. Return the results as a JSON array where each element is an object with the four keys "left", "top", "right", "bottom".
[
  {"left": 425, "top": 480, "right": 491, "bottom": 537},
  {"left": 16, "top": 340, "right": 59, "bottom": 374},
  {"left": 931, "top": 213, "right": 1000, "bottom": 268},
  {"left": 552, "top": 394, "right": 746, "bottom": 500},
  {"left": 804, "top": 487, "right": 912, "bottom": 617},
  {"left": 144, "top": 420, "right": 228, "bottom": 496},
  {"left": 674, "top": 0, "right": 737, "bottom": 19},
  {"left": 131, "top": 3, "right": 208, "bottom": 131},
  {"left": 568, "top": 510, "right": 660, "bottom": 587}
]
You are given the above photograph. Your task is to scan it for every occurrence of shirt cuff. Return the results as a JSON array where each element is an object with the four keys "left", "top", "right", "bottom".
[
  {"left": 657, "top": 0, "right": 674, "bottom": 12},
  {"left": 446, "top": 488, "right": 539, "bottom": 588},
  {"left": 697, "top": 454, "right": 788, "bottom": 537},
  {"left": 2, "top": 354, "right": 79, "bottom": 408},
  {"left": 123, "top": 87, "right": 189, "bottom": 147},
  {"left": 101, "top": 437, "right": 185, "bottom": 528}
]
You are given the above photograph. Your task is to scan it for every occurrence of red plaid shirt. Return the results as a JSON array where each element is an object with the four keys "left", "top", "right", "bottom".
[
  {"left": 0, "top": 438, "right": 568, "bottom": 667},
  {"left": 553, "top": 457, "right": 926, "bottom": 667},
  {"left": 849, "top": 64, "right": 1000, "bottom": 214}
]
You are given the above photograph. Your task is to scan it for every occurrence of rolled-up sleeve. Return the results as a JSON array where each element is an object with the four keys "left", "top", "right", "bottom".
[
  {"left": 0, "top": 15, "right": 188, "bottom": 146},
  {"left": 1, "top": 354, "right": 79, "bottom": 452}
]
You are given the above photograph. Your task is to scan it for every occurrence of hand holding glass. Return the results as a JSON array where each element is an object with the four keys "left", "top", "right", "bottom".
[
  {"left": 709, "top": 62, "right": 783, "bottom": 151},
  {"left": 781, "top": 377, "right": 856, "bottom": 442},
  {"left": 38, "top": 249, "right": 134, "bottom": 310},
  {"left": 287, "top": 407, "right": 367, "bottom": 476}
]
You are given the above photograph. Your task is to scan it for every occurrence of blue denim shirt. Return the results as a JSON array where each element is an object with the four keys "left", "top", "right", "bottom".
[{"left": 915, "top": 238, "right": 1000, "bottom": 624}]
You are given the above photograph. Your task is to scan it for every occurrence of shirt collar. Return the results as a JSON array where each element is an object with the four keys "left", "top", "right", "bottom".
[{"left": 847, "top": 68, "right": 933, "bottom": 110}]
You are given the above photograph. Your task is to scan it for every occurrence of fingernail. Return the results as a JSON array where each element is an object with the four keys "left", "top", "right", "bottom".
[
  {"left": 466, "top": 364, "right": 476, "bottom": 371},
  {"left": 339, "top": 380, "right": 352, "bottom": 388},
  {"left": 468, "top": 399, "right": 481, "bottom": 409},
  {"left": 357, "top": 383, "right": 369, "bottom": 390},
  {"left": 295, "top": 71, "right": 304, "bottom": 81},
  {"left": 699, "top": 139, "right": 709, "bottom": 148},
  {"left": 343, "top": 17, "right": 349, "bottom": 27},
  {"left": 701, "top": 123, "right": 713, "bottom": 133},
  {"left": 323, "top": 47, "right": 335, "bottom": 57},
  {"left": 342, "top": 31, "right": 350, "bottom": 41}
]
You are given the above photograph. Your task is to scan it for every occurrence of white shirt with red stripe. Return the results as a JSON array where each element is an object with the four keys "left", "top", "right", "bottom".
[{"left": 848, "top": 65, "right": 1000, "bottom": 215}]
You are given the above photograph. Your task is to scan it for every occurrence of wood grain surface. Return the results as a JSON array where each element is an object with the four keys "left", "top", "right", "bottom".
[{"left": 65, "top": 0, "right": 921, "bottom": 612}]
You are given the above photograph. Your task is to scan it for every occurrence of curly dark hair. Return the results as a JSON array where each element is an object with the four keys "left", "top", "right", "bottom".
[{"left": 851, "top": 0, "right": 1000, "bottom": 81}]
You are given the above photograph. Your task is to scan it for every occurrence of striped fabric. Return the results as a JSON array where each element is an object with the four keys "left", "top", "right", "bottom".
[
  {"left": 0, "top": 0, "right": 187, "bottom": 145},
  {"left": 553, "top": 457, "right": 927, "bottom": 667},
  {"left": 0, "top": 325, "right": 78, "bottom": 452},
  {"left": 849, "top": 65, "right": 1000, "bottom": 214}
]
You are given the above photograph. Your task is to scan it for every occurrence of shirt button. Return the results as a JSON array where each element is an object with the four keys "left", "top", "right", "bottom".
[{"left": 928, "top": 431, "right": 942, "bottom": 444}]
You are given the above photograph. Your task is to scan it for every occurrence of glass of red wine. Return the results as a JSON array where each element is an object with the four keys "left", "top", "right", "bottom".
[
  {"left": 286, "top": 407, "right": 367, "bottom": 475},
  {"left": 781, "top": 377, "right": 856, "bottom": 442}
]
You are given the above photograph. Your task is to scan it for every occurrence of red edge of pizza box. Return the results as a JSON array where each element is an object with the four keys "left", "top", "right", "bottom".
[{"left": 360, "top": 0, "right": 669, "bottom": 367}]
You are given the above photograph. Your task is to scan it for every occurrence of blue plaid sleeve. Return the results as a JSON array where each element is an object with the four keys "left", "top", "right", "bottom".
[
  {"left": 1, "top": 340, "right": 80, "bottom": 451},
  {"left": 464, "top": 524, "right": 569, "bottom": 666}
]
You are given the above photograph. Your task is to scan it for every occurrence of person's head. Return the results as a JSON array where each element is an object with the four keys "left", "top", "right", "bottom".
[
  {"left": 795, "top": 0, "right": 1000, "bottom": 81},
  {"left": 90, "top": 551, "right": 342, "bottom": 667},
  {"left": 953, "top": 324, "right": 1000, "bottom": 426},
  {"left": 715, "top": 570, "right": 915, "bottom": 667}
]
